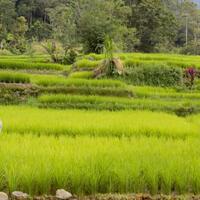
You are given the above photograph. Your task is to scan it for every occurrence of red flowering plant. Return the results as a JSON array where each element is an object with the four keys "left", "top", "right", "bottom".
[{"left": 185, "top": 66, "right": 196, "bottom": 89}]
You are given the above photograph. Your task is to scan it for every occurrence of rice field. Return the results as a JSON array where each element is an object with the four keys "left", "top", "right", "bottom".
[
  {"left": 0, "top": 53, "right": 200, "bottom": 196},
  {"left": 1, "top": 134, "right": 200, "bottom": 195},
  {"left": 0, "top": 106, "right": 198, "bottom": 138}
]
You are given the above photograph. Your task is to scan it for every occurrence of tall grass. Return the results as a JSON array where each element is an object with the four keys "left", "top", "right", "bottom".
[
  {"left": 1, "top": 134, "right": 200, "bottom": 194},
  {"left": 0, "top": 106, "right": 198, "bottom": 138}
]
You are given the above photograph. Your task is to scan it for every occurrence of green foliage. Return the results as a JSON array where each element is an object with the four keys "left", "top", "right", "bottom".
[
  {"left": 41, "top": 40, "right": 63, "bottom": 63},
  {"left": 130, "top": 0, "right": 177, "bottom": 52},
  {"left": 0, "top": 49, "right": 12, "bottom": 55},
  {"left": 103, "top": 36, "right": 115, "bottom": 76},
  {"left": 47, "top": 4, "right": 76, "bottom": 48},
  {"left": 0, "top": 0, "right": 16, "bottom": 42},
  {"left": 27, "top": 20, "right": 51, "bottom": 41},
  {"left": 1, "top": 0, "right": 200, "bottom": 54},
  {"left": 123, "top": 63, "right": 183, "bottom": 87},
  {"left": 63, "top": 48, "right": 78, "bottom": 65},
  {"left": 180, "top": 41, "right": 200, "bottom": 55},
  {"left": 77, "top": 0, "right": 131, "bottom": 53},
  {"left": 8, "top": 16, "right": 28, "bottom": 54}
]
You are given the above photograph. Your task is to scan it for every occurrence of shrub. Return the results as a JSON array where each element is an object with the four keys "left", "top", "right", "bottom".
[
  {"left": 123, "top": 63, "right": 183, "bottom": 87},
  {"left": 0, "top": 72, "right": 30, "bottom": 83},
  {"left": 0, "top": 49, "right": 12, "bottom": 55},
  {"left": 184, "top": 67, "right": 196, "bottom": 89}
]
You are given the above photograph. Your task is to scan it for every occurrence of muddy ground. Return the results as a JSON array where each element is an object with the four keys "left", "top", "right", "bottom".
[{"left": 78, "top": 194, "right": 200, "bottom": 200}]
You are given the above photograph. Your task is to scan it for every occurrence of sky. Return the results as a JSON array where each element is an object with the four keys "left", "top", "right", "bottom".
[{"left": 193, "top": 0, "right": 200, "bottom": 7}]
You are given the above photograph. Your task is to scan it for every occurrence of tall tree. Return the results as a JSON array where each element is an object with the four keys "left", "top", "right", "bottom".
[
  {"left": 127, "top": 0, "right": 178, "bottom": 52},
  {"left": 76, "top": 0, "right": 131, "bottom": 53},
  {"left": 0, "top": 0, "right": 16, "bottom": 44}
]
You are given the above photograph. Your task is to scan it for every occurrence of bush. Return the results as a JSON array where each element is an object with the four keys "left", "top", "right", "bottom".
[
  {"left": 0, "top": 49, "right": 13, "bottom": 55},
  {"left": 123, "top": 63, "right": 183, "bottom": 87},
  {"left": 0, "top": 72, "right": 30, "bottom": 83}
]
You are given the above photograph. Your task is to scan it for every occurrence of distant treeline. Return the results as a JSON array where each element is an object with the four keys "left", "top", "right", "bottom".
[{"left": 0, "top": 0, "right": 200, "bottom": 54}]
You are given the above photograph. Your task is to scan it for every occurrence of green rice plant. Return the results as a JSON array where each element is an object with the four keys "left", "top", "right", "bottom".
[
  {"left": 132, "top": 86, "right": 200, "bottom": 100},
  {"left": 32, "top": 77, "right": 126, "bottom": 88},
  {"left": 0, "top": 61, "right": 64, "bottom": 71},
  {"left": 1, "top": 134, "right": 200, "bottom": 194},
  {"left": 41, "top": 86, "right": 133, "bottom": 97},
  {"left": 75, "top": 59, "right": 100, "bottom": 69},
  {"left": 81, "top": 53, "right": 200, "bottom": 69},
  {"left": 0, "top": 105, "right": 198, "bottom": 138},
  {"left": 68, "top": 71, "right": 93, "bottom": 79},
  {"left": 37, "top": 94, "right": 200, "bottom": 116},
  {"left": 83, "top": 53, "right": 104, "bottom": 61},
  {"left": 0, "top": 72, "right": 30, "bottom": 83},
  {"left": 0, "top": 55, "right": 50, "bottom": 63}
]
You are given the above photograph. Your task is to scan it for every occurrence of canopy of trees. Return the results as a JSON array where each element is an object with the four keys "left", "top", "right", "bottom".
[{"left": 0, "top": 0, "right": 200, "bottom": 54}]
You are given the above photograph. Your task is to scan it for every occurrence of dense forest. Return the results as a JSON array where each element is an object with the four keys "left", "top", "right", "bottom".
[{"left": 0, "top": 0, "right": 200, "bottom": 55}]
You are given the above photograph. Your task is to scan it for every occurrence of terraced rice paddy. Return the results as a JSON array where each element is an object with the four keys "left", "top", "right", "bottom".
[{"left": 0, "top": 53, "right": 200, "bottom": 196}]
